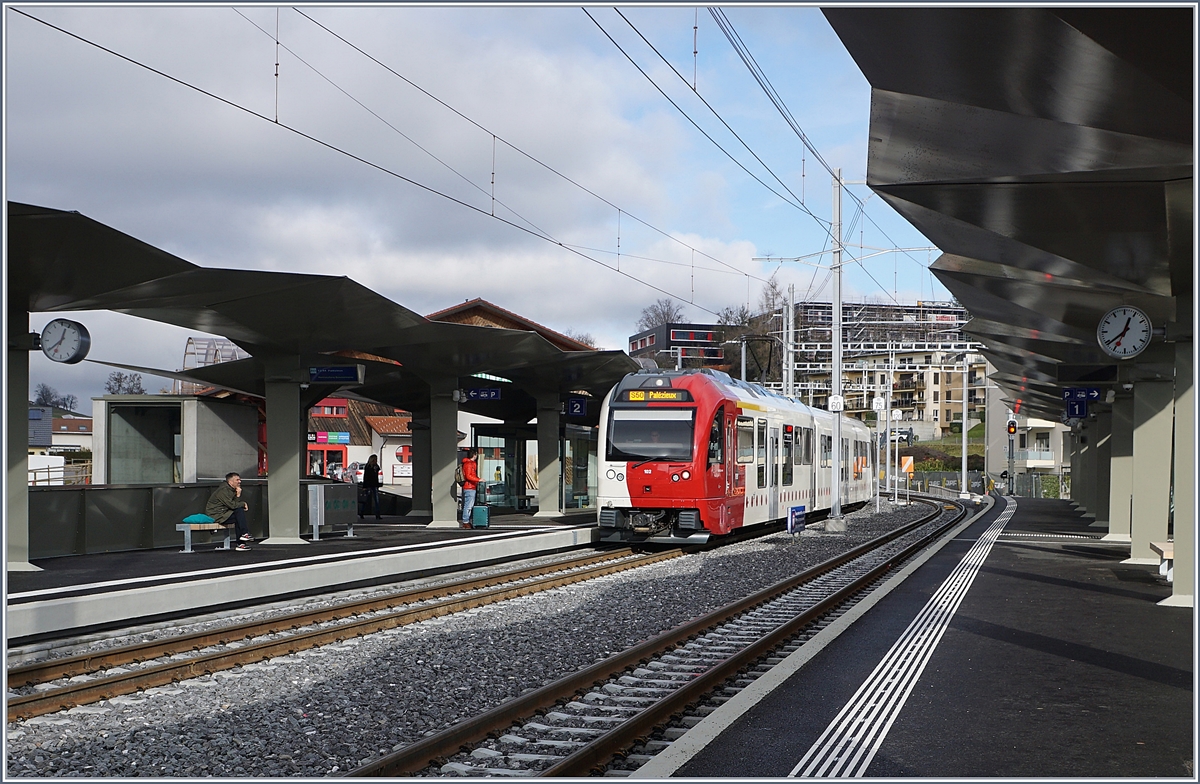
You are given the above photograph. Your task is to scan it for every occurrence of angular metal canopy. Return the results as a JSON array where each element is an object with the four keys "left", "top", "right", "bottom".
[
  {"left": 824, "top": 7, "right": 1193, "bottom": 418},
  {"left": 8, "top": 202, "right": 639, "bottom": 414}
]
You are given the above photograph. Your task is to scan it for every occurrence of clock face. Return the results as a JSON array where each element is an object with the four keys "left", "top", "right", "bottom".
[
  {"left": 1097, "top": 307, "right": 1151, "bottom": 359},
  {"left": 40, "top": 319, "right": 91, "bottom": 364}
]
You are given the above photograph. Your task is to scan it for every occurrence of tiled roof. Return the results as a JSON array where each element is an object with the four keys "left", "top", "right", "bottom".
[
  {"left": 426, "top": 298, "right": 594, "bottom": 351},
  {"left": 365, "top": 415, "right": 412, "bottom": 435}
]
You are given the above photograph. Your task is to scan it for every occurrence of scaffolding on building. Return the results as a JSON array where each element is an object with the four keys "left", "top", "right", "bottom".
[{"left": 172, "top": 337, "right": 250, "bottom": 395}]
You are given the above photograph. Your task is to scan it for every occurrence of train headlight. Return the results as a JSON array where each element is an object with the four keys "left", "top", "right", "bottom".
[
  {"left": 606, "top": 469, "right": 616, "bottom": 480},
  {"left": 681, "top": 470, "right": 691, "bottom": 480},
  {"left": 671, "top": 474, "right": 680, "bottom": 482}
]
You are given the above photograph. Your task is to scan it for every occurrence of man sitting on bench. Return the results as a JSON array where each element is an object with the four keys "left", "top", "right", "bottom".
[{"left": 206, "top": 472, "right": 254, "bottom": 551}]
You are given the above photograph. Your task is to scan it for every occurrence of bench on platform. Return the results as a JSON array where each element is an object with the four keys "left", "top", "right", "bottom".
[
  {"left": 177, "top": 522, "right": 232, "bottom": 553},
  {"left": 1150, "top": 541, "right": 1174, "bottom": 583}
]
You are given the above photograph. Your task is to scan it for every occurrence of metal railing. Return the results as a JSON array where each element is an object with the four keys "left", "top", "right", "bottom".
[{"left": 28, "top": 462, "right": 92, "bottom": 486}]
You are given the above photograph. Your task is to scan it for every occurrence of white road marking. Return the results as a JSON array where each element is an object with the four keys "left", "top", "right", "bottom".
[{"left": 790, "top": 496, "right": 1016, "bottom": 778}]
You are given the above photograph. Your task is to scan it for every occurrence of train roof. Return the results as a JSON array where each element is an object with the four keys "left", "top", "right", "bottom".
[{"left": 619, "top": 367, "right": 813, "bottom": 411}]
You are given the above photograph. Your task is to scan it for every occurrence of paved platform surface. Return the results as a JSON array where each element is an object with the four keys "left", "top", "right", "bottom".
[
  {"left": 668, "top": 497, "right": 1193, "bottom": 778},
  {"left": 6, "top": 512, "right": 597, "bottom": 643},
  {"left": 8, "top": 511, "right": 587, "bottom": 596}
]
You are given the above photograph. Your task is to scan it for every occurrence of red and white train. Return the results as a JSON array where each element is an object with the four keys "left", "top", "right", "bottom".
[{"left": 597, "top": 368, "right": 875, "bottom": 543}]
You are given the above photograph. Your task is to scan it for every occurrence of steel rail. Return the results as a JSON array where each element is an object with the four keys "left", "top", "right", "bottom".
[
  {"left": 347, "top": 499, "right": 946, "bottom": 777},
  {"left": 7, "top": 549, "right": 681, "bottom": 723},
  {"left": 8, "top": 549, "right": 634, "bottom": 688},
  {"left": 540, "top": 500, "right": 969, "bottom": 776}
]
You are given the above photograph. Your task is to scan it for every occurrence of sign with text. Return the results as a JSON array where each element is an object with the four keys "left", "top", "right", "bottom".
[
  {"left": 787, "top": 505, "right": 806, "bottom": 535},
  {"left": 309, "top": 365, "right": 364, "bottom": 384},
  {"left": 1061, "top": 387, "right": 1101, "bottom": 401},
  {"left": 1067, "top": 400, "right": 1088, "bottom": 418},
  {"left": 566, "top": 396, "right": 587, "bottom": 417},
  {"left": 467, "top": 388, "right": 501, "bottom": 401}
]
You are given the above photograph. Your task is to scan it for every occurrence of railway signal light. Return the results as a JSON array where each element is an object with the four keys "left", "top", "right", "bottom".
[{"left": 1006, "top": 419, "right": 1017, "bottom": 435}]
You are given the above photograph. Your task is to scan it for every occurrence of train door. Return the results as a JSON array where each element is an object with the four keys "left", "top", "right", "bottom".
[{"left": 768, "top": 427, "right": 780, "bottom": 520}]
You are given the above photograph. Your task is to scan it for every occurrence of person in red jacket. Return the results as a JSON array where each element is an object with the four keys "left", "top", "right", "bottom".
[{"left": 460, "top": 447, "right": 482, "bottom": 529}]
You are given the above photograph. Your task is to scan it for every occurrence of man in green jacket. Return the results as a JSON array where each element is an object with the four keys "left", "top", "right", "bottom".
[{"left": 205, "top": 472, "right": 254, "bottom": 551}]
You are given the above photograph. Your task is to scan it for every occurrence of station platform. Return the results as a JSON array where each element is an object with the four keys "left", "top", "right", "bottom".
[
  {"left": 6, "top": 511, "right": 598, "bottom": 645},
  {"left": 643, "top": 496, "right": 1193, "bottom": 778}
]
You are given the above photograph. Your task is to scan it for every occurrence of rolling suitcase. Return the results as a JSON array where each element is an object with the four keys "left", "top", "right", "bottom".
[{"left": 471, "top": 504, "right": 489, "bottom": 528}]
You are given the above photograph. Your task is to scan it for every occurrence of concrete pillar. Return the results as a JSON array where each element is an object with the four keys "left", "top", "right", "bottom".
[
  {"left": 1089, "top": 410, "right": 1111, "bottom": 527},
  {"left": 534, "top": 392, "right": 562, "bottom": 517},
  {"left": 1124, "top": 381, "right": 1174, "bottom": 564},
  {"left": 7, "top": 309, "right": 39, "bottom": 571},
  {"left": 263, "top": 359, "right": 306, "bottom": 545},
  {"left": 1104, "top": 395, "right": 1134, "bottom": 543},
  {"left": 407, "top": 413, "right": 432, "bottom": 517},
  {"left": 1077, "top": 424, "right": 1095, "bottom": 517},
  {"left": 1067, "top": 432, "right": 1080, "bottom": 505},
  {"left": 426, "top": 381, "right": 460, "bottom": 527},
  {"left": 1163, "top": 341, "right": 1193, "bottom": 607}
]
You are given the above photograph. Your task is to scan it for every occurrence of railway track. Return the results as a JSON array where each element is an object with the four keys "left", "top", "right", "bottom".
[
  {"left": 7, "top": 548, "right": 682, "bottom": 723},
  {"left": 348, "top": 497, "right": 973, "bottom": 777}
]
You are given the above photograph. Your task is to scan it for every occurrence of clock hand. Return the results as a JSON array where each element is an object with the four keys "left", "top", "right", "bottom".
[
  {"left": 1105, "top": 317, "right": 1132, "bottom": 347},
  {"left": 47, "top": 334, "right": 67, "bottom": 352}
]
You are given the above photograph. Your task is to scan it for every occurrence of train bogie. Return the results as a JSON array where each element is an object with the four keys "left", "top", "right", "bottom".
[{"left": 596, "top": 368, "right": 874, "bottom": 544}]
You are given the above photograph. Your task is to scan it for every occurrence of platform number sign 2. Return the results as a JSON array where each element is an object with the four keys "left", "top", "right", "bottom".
[{"left": 567, "top": 396, "right": 587, "bottom": 417}]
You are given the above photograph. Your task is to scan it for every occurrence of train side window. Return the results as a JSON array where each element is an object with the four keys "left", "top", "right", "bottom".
[
  {"left": 708, "top": 408, "right": 723, "bottom": 465},
  {"left": 782, "top": 427, "right": 794, "bottom": 486},
  {"left": 820, "top": 434, "right": 832, "bottom": 468},
  {"left": 736, "top": 417, "right": 754, "bottom": 464},
  {"left": 756, "top": 418, "right": 767, "bottom": 488},
  {"left": 841, "top": 438, "right": 849, "bottom": 481},
  {"left": 801, "top": 427, "right": 813, "bottom": 465}
]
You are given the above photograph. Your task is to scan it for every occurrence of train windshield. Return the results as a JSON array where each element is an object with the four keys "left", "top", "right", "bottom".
[{"left": 606, "top": 409, "right": 695, "bottom": 462}]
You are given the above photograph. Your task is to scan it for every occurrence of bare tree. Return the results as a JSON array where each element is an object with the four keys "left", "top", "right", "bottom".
[
  {"left": 105, "top": 371, "right": 146, "bottom": 395},
  {"left": 32, "top": 383, "right": 79, "bottom": 411},
  {"left": 33, "top": 383, "right": 58, "bottom": 406},
  {"left": 564, "top": 329, "right": 598, "bottom": 349},
  {"left": 636, "top": 298, "right": 685, "bottom": 332}
]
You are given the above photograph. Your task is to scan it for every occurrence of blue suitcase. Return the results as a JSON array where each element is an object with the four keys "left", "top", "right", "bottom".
[{"left": 471, "top": 504, "right": 489, "bottom": 528}]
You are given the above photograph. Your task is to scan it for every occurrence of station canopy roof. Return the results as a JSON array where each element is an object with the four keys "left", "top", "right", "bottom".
[
  {"left": 9, "top": 202, "right": 638, "bottom": 422},
  {"left": 823, "top": 7, "right": 1192, "bottom": 419}
]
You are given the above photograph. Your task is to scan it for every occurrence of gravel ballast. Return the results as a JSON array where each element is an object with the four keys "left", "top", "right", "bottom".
[{"left": 6, "top": 502, "right": 930, "bottom": 777}]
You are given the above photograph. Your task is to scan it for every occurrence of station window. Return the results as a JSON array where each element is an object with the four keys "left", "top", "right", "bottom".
[
  {"left": 736, "top": 417, "right": 754, "bottom": 464},
  {"left": 311, "top": 398, "right": 348, "bottom": 417}
]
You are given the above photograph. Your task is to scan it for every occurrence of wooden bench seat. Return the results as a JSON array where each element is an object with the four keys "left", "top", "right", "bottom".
[
  {"left": 1150, "top": 541, "right": 1174, "bottom": 583},
  {"left": 176, "top": 522, "right": 231, "bottom": 553}
]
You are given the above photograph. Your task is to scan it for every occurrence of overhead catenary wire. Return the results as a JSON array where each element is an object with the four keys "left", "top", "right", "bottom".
[
  {"left": 710, "top": 8, "right": 936, "bottom": 280},
  {"left": 294, "top": 7, "right": 764, "bottom": 286},
  {"left": 583, "top": 8, "right": 830, "bottom": 233},
  {"left": 610, "top": 7, "right": 829, "bottom": 230},
  {"left": 234, "top": 9, "right": 557, "bottom": 242},
  {"left": 11, "top": 7, "right": 723, "bottom": 318}
]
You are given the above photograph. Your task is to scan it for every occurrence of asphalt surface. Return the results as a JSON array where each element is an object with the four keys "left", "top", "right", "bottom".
[{"left": 675, "top": 498, "right": 1193, "bottom": 778}]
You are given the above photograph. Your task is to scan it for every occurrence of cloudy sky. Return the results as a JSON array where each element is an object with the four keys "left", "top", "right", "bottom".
[{"left": 6, "top": 4, "right": 942, "bottom": 407}]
